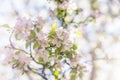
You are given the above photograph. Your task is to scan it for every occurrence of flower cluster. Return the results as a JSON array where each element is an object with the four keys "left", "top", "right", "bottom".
[{"left": 3, "top": 16, "right": 84, "bottom": 80}]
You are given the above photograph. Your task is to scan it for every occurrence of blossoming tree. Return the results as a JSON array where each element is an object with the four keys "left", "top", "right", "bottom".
[
  {"left": 0, "top": 0, "right": 101, "bottom": 80},
  {"left": 1, "top": 0, "right": 120, "bottom": 80},
  {"left": 4, "top": 15, "right": 86, "bottom": 80}
]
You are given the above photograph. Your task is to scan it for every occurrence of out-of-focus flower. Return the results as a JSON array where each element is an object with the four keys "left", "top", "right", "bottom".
[
  {"left": 15, "top": 17, "right": 33, "bottom": 32},
  {"left": 37, "top": 31, "right": 49, "bottom": 47},
  {"left": 56, "top": 27, "right": 69, "bottom": 41},
  {"left": 36, "top": 17, "right": 46, "bottom": 29},
  {"left": 14, "top": 17, "right": 33, "bottom": 40},
  {"left": 16, "top": 53, "right": 32, "bottom": 65},
  {"left": 35, "top": 48, "right": 49, "bottom": 63},
  {"left": 70, "top": 54, "right": 81, "bottom": 67},
  {"left": 58, "top": 1, "right": 68, "bottom": 10},
  {"left": 4, "top": 47, "right": 14, "bottom": 64}
]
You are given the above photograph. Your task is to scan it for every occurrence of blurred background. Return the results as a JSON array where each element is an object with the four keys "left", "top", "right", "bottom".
[{"left": 0, "top": 0, "right": 120, "bottom": 80}]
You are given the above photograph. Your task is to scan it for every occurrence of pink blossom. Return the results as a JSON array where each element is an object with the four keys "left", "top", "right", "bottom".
[
  {"left": 15, "top": 18, "right": 23, "bottom": 32},
  {"left": 55, "top": 62, "right": 63, "bottom": 69},
  {"left": 35, "top": 48, "right": 49, "bottom": 63},
  {"left": 14, "top": 17, "right": 33, "bottom": 32},
  {"left": 37, "top": 32, "right": 49, "bottom": 47},
  {"left": 61, "top": 41, "right": 72, "bottom": 51},
  {"left": 37, "top": 32, "right": 47, "bottom": 40},
  {"left": 24, "top": 19, "right": 33, "bottom": 29},
  {"left": 54, "top": 58, "right": 63, "bottom": 69},
  {"left": 16, "top": 53, "right": 32, "bottom": 65},
  {"left": 4, "top": 47, "right": 14, "bottom": 64},
  {"left": 58, "top": 1, "right": 68, "bottom": 9},
  {"left": 51, "top": 28, "right": 71, "bottom": 48},
  {"left": 4, "top": 48, "right": 31, "bottom": 65},
  {"left": 57, "top": 28, "right": 69, "bottom": 41},
  {"left": 36, "top": 17, "right": 46, "bottom": 29},
  {"left": 51, "top": 35, "right": 61, "bottom": 47},
  {"left": 70, "top": 55, "right": 81, "bottom": 67}
]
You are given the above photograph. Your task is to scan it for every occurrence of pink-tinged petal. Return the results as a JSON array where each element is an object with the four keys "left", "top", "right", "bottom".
[
  {"left": 3, "top": 47, "right": 14, "bottom": 64},
  {"left": 37, "top": 32, "right": 49, "bottom": 47},
  {"left": 17, "top": 53, "right": 32, "bottom": 65},
  {"left": 14, "top": 17, "right": 33, "bottom": 32},
  {"left": 58, "top": 1, "right": 68, "bottom": 9},
  {"left": 70, "top": 55, "right": 81, "bottom": 67},
  {"left": 36, "top": 17, "right": 46, "bottom": 29}
]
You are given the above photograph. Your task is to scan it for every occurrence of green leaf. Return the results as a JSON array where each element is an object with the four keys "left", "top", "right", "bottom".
[
  {"left": 66, "top": 52, "right": 72, "bottom": 59},
  {"left": 15, "top": 51, "right": 20, "bottom": 55},
  {"left": 58, "top": 56, "right": 62, "bottom": 60},
  {"left": 38, "top": 57, "right": 44, "bottom": 64},
  {"left": 55, "top": 46, "right": 62, "bottom": 55},
  {"left": 93, "top": 20, "right": 97, "bottom": 24},
  {"left": 48, "top": 54, "right": 53, "bottom": 58},
  {"left": 48, "top": 31, "right": 56, "bottom": 39},
  {"left": 26, "top": 41, "right": 30, "bottom": 48},
  {"left": 2, "top": 24, "right": 10, "bottom": 28},
  {"left": 33, "top": 42, "right": 39, "bottom": 49},
  {"left": 30, "top": 30, "right": 36, "bottom": 38},
  {"left": 52, "top": 22, "right": 57, "bottom": 31},
  {"left": 54, "top": 70, "right": 59, "bottom": 77},
  {"left": 72, "top": 44, "right": 78, "bottom": 50},
  {"left": 70, "top": 69, "right": 77, "bottom": 80},
  {"left": 55, "top": 0, "right": 65, "bottom": 4},
  {"left": 57, "top": 8, "right": 66, "bottom": 19},
  {"left": 92, "top": 2, "right": 99, "bottom": 9},
  {"left": 79, "top": 72, "right": 83, "bottom": 78},
  {"left": 36, "top": 28, "right": 40, "bottom": 32},
  {"left": 71, "top": 50, "right": 76, "bottom": 54},
  {"left": 75, "top": 31, "right": 83, "bottom": 38},
  {"left": 15, "top": 34, "right": 20, "bottom": 40}
]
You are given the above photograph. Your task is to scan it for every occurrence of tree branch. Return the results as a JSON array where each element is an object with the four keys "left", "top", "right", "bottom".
[{"left": 27, "top": 65, "right": 48, "bottom": 80}]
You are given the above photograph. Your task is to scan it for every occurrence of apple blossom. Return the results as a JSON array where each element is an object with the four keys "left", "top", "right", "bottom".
[
  {"left": 70, "top": 54, "right": 81, "bottom": 67},
  {"left": 58, "top": 1, "right": 68, "bottom": 10},
  {"left": 4, "top": 47, "right": 14, "bottom": 64},
  {"left": 16, "top": 53, "right": 32, "bottom": 65},
  {"left": 0, "top": 0, "right": 119, "bottom": 80},
  {"left": 37, "top": 31, "right": 49, "bottom": 48},
  {"left": 2, "top": 1, "right": 88, "bottom": 79},
  {"left": 36, "top": 17, "right": 46, "bottom": 29},
  {"left": 15, "top": 17, "right": 33, "bottom": 32}
]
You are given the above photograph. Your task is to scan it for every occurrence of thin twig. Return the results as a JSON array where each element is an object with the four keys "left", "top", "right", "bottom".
[
  {"left": 9, "top": 29, "right": 29, "bottom": 54},
  {"left": 27, "top": 66, "right": 48, "bottom": 80}
]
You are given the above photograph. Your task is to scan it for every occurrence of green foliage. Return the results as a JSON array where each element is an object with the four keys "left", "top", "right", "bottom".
[
  {"left": 36, "top": 27, "right": 40, "bottom": 32},
  {"left": 57, "top": 8, "right": 66, "bottom": 20},
  {"left": 55, "top": 46, "right": 62, "bottom": 54},
  {"left": 2, "top": 24, "right": 10, "bottom": 28},
  {"left": 93, "top": 19, "right": 97, "bottom": 24},
  {"left": 52, "top": 22, "right": 57, "bottom": 31},
  {"left": 75, "top": 31, "right": 83, "bottom": 38},
  {"left": 30, "top": 30, "right": 36, "bottom": 39},
  {"left": 48, "top": 31, "right": 56, "bottom": 39},
  {"left": 15, "top": 51, "right": 20, "bottom": 55},
  {"left": 54, "top": 70, "right": 59, "bottom": 77},
  {"left": 58, "top": 55, "right": 63, "bottom": 60},
  {"left": 38, "top": 57, "right": 44, "bottom": 64},
  {"left": 70, "top": 69, "right": 77, "bottom": 80},
  {"left": 54, "top": 70, "right": 59, "bottom": 80},
  {"left": 54, "top": 0, "right": 68, "bottom": 4},
  {"left": 26, "top": 41, "right": 30, "bottom": 48},
  {"left": 33, "top": 41, "right": 39, "bottom": 49},
  {"left": 15, "top": 34, "right": 20, "bottom": 40},
  {"left": 79, "top": 72, "right": 83, "bottom": 78},
  {"left": 65, "top": 50, "right": 73, "bottom": 59},
  {"left": 72, "top": 44, "right": 78, "bottom": 50}
]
